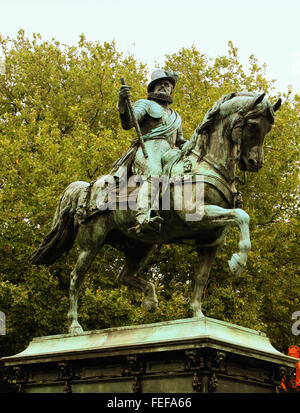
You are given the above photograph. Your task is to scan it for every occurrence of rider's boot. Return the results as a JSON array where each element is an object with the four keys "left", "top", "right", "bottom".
[
  {"left": 133, "top": 209, "right": 164, "bottom": 234},
  {"left": 129, "top": 177, "right": 164, "bottom": 234}
]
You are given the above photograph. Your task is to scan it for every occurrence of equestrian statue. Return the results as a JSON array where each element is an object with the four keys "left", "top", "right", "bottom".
[{"left": 32, "top": 69, "right": 282, "bottom": 334}]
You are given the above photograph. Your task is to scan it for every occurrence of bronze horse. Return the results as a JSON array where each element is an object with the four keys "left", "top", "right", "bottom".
[{"left": 32, "top": 91, "right": 281, "bottom": 334}]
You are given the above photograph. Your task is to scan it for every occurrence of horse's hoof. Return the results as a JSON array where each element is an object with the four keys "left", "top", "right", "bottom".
[
  {"left": 143, "top": 298, "right": 158, "bottom": 313},
  {"left": 193, "top": 310, "right": 205, "bottom": 318},
  {"left": 143, "top": 283, "right": 158, "bottom": 313},
  {"left": 228, "top": 254, "right": 245, "bottom": 277},
  {"left": 190, "top": 303, "right": 205, "bottom": 318},
  {"left": 68, "top": 323, "right": 84, "bottom": 335}
]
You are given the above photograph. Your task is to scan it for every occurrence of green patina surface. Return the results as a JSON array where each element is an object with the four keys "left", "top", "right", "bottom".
[{"left": 2, "top": 316, "right": 295, "bottom": 367}]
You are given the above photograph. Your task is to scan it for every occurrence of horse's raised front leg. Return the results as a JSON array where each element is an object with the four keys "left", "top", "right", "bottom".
[
  {"left": 117, "top": 243, "right": 158, "bottom": 313},
  {"left": 203, "top": 205, "right": 251, "bottom": 277},
  {"left": 190, "top": 246, "right": 219, "bottom": 317}
]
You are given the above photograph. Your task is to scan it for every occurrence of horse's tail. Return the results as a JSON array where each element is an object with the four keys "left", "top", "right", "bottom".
[{"left": 32, "top": 181, "right": 88, "bottom": 266}]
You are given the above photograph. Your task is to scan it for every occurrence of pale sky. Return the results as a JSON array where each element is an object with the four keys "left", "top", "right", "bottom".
[{"left": 0, "top": 0, "right": 299, "bottom": 95}]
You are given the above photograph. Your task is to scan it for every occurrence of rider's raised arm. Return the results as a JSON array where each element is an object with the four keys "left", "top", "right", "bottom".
[
  {"left": 117, "top": 100, "right": 134, "bottom": 130},
  {"left": 117, "top": 84, "right": 147, "bottom": 130}
]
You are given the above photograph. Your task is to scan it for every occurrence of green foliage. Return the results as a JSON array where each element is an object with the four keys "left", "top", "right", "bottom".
[{"left": 0, "top": 32, "right": 298, "bottom": 361}]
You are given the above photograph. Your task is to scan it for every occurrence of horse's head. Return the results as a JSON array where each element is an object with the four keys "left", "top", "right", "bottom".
[
  {"left": 182, "top": 92, "right": 281, "bottom": 182},
  {"left": 220, "top": 92, "right": 281, "bottom": 172}
]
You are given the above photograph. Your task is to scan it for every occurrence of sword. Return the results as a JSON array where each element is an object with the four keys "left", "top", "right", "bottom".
[{"left": 120, "top": 78, "right": 148, "bottom": 159}]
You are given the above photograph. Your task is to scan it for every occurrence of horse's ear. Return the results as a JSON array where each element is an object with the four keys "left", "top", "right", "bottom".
[
  {"left": 273, "top": 98, "right": 282, "bottom": 112},
  {"left": 248, "top": 93, "right": 265, "bottom": 111},
  {"left": 208, "top": 106, "right": 220, "bottom": 118},
  {"left": 254, "top": 93, "right": 265, "bottom": 106}
]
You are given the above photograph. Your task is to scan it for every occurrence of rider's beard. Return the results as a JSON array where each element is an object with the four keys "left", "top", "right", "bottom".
[{"left": 147, "top": 92, "right": 173, "bottom": 104}]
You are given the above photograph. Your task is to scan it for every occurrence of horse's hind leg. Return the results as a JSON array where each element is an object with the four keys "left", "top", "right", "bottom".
[
  {"left": 117, "top": 244, "right": 158, "bottom": 313},
  {"left": 190, "top": 246, "right": 218, "bottom": 317}
]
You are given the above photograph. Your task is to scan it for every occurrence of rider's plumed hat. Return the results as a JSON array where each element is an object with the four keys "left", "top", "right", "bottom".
[{"left": 147, "top": 69, "right": 179, "bottom": 92}]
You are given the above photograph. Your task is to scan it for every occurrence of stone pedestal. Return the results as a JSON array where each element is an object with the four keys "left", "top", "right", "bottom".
[{"left": 1, "top": 316, "right": 296, "bottom": 393}]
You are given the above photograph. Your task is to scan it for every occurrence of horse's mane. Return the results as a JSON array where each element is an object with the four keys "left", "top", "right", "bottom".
[{"left": 182, "top": 91, "right": 275, "bottom": 157}]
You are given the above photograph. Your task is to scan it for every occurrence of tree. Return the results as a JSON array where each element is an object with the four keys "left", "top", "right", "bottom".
[{"left": 0, "top": 31, "right": 298, "bottom": 365}]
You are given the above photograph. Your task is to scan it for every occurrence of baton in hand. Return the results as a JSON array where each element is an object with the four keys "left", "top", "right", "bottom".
[{"left": 120, "top": 78, "right": 148, "bottom": 158}]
